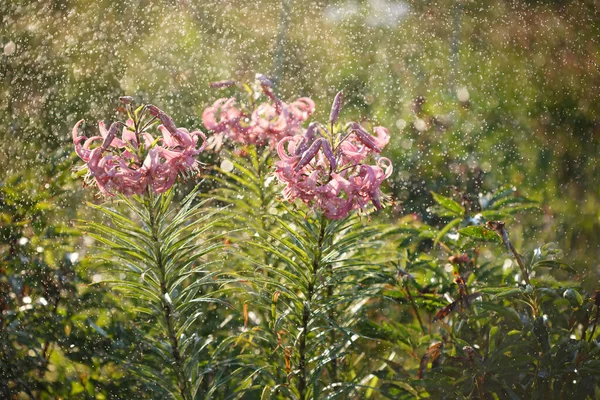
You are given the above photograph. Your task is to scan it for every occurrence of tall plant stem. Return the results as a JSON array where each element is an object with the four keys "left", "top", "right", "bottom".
[
  {"left": 507, "top": 240, "right": 531, "bottom": 287},
  {"left": 327, "top": 277, "right": 337, "bottom": 382},
  {"left": 405, "top": 286, "right": 426, "bottom": 335},
  {"left": 145, "top": 193, "right": 192, "bottom": 400},
  {"left": 589, "top": 305, "right": 599, "bottom": 343},
  {"left": 488, "top": 221, "right": 531, "bottom": 286},
  {"left": 298, "top": 215, "right": 327, "bottom": 400},
  {"left": 256, "top": 147, "right": 269, "bottom": 242},
  {"left": 253, "top": 146, "right": 272, "bottom": 271}
]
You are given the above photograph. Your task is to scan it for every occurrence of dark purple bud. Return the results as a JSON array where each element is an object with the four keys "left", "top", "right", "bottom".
[
  {"left": 119, "top": 96, "right": 133, "bottom": 105},
  {"left": 294, "top": 122, "right": 318, "bottom": 156},
  {"left": 159, "top": 113, "right": 178, "bottom": 134},
  {"left": 147, "top": 105, "right": 161, "bottom": 117},
  {"left": 351, "top": 123, "right": 381, "bottom": 153},
  {"left": 148, "top": 105, "right": 178, "bottom": 134},
  {"left": 294, "top": 139, "right": 322, "bottom": 172},
  {"left": 255, "top": 73, "right": 273, "bottom": 87},
  {"left": 329, "top": 91, "right": 343, "bottom": 125},
  {"left": 256, "top": 74, "right": 278, "bottom": 102},
  {"left": 101, "top": 122, "right": 119, "bottom": 151},
  {"left": 209, "top": 79, "right": 237, "bottom": 88},
  {"left": 320, "top": 139, "right": 337, "bottom": 171}
]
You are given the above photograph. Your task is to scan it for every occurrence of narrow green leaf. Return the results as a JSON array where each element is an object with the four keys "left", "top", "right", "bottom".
[
  {"left": 434, "top": 217, "right": 462, "bottom": 246},
  {"left": 458, "top": 225, "right": 501, "bottom": 243},
  {"left": 533, "top": 259, "right": 576, "bottom": 274},
  {"left": 431, "top": 191, "right": 464, "bottom": 216}
]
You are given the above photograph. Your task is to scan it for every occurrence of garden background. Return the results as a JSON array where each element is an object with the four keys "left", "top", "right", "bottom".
[{"left": 1, "top": 0, "right": 599, "bottom": 398}]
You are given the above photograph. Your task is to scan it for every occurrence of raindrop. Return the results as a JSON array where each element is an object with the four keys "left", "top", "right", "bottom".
[
  {"left": 220, "top": 159, "right": 234, "bottom": 172},
  {"left": 68, "top": 252, "right": 79, "bottom": 263},
  {"left": 414, "top": 118, "right": 427, "bottom": 132},
  {"left": 456, "top": 87, "right": 470, "bottom": 103},
  {"left": 3, "top": 41, "right": 16, "bottom": 56}
]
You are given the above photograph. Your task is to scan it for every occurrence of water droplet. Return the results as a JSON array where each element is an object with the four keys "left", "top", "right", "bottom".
[
  {"left": 220, "top": 159, "right": 234, "bottom": 172},
  {"left": 456, "top": 87, "right": 470, "bottom": 103},
  {"left": 3, "top": 41, "right": 16, "bottom": 56}
]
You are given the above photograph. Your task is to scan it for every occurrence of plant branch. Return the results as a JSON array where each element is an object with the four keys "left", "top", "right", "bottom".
[
  {"left": 405, "top": 285, "right": 426, "bottom": 335},
  {"left": 487, "top": 221, "right": 531, "bottom": 286},
  {"left": 146, "top": 193, "right": 192, "bottom": 400},
  {"left": 298, "top": 215, "right": 327, "bottom": 400}
]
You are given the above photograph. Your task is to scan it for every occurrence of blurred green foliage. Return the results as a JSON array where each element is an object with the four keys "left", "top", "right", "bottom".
[
  {"left": 0, "top": 164, "right": 156, "bottom": 398},
  {"left": 2, "top": 0, "right": 598, "bottom": 266},
  {"left": 359, "top": 188, "right": 600, "bottom": 399}
]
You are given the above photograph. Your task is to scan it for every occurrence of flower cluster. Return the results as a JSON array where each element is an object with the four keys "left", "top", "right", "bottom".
[
  {"left": 274, "top": 91, "right": 393, "bottom": 219},
  {"left": 202, "top": 76, "right": 315, "bottom": 147},
  {"left": 73, "top": 102, "right": 206, "bottom": 196}
]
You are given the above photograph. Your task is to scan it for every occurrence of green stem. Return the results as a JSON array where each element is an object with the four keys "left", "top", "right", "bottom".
[
  {"left": 507, "top": 240, "right": 531, "bottom": 287},
  {"left": 298, "top": 215, "right": 327, "bottom": 400},
  {"left": 589, "top": 306, "right": 599, "bottom": 343},
  {"left": 405, "top": 286, "right": 426, "bottom": 335},
  {"left": 255, "top": 146, "right": 272, "bottom": 271},
  {"left": 327, "top": 276, "right": 337, "bottom": 383},
  {"left": 146, "top": 193, "right": 192, "bottom": 400},
  {"left": 490, "top": 222, "right": 531, "bottom": 286}
]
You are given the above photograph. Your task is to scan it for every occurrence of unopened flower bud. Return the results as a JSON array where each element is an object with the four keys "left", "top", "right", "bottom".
[
  {"left": 101, "top": 122, "right": 120, "bottom": 151},
  {"left": 256, "top": 74, "right": 278, "bottom": 101},
  {"left": 119, "top": 96, "right": 133, "bottom": 105},
  {"left": 329, "top": 91, "right": 343, "bottom": 125},
  {"left": 320, "top": 139, "right": 337, "bottom": 170},
  {"left": 350, "top": 123, "right": 382, "bottom": 153},
  {"left": 294, "top": 139, "right": 322, "bottom": 172},
  {"left": 295, "top": 122, "right": 318, "bottom": 156},
  {"left": 255, "top": 73, "right": 273, "bottom": 87},
  {"left": 148, "top": 105, "right": 178, "bottom": 134},
  {"left": 147, "top": 105, "right": 161, "bottom": 117}
]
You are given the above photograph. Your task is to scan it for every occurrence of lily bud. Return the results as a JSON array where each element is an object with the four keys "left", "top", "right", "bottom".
[
  {"left": 119, "top": 96, "right": 133, "bottom": 105},
  {"left": 294, "top": 139, "right": 322, "bottom": 172},
  {"left": 256, "top": 74, "right": 278, "bottom": 102},
  {"left": 147, "top": 105, "right": 161, "bottom": 117},
  {"left": 148, "top": 105, "right": 178, "bottom": 134},
  {"left": 101, "top": 122, "right": 120, "bottom": 151},
  {"left": 329, "top": 91, "right": 343, "bottom": 125},
  {"left": 294, "top": 122, "right": 318, "bottom": 156},
  {"left": 209, "top": 79, "right": 237, "bottom": 88},
  {"left": 255, "top": 73, "right": 273, "bottom": 87},
  {"left": 320, "top": 139, "right": 337, "bottom": 170},
  {"left": 350, "top": 123, "right": 382, "bottom": 153},
  {"left": 159, "top": 113, "right": 179, "bottom": 134}
]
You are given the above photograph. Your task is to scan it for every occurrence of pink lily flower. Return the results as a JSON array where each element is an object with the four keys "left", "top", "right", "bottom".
[
  {"left": 273, "top": 92, "right": 393, "bottom": 219},
  {"left": 73, "top": 103, "right": 207, "bottom": 196},
  {"left": 203, "top": 77, "right": 316, "bottom": 147}
]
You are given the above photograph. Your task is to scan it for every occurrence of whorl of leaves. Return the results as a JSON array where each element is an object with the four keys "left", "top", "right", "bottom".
[
  {"left": 233, "top": 206, "right": 394, "bottom": 399},
  {"left": 80, "top": 187, "right": 230, "bottom": 400},
  {"left": 205, "top": 145, "right": 398, "bottom": 398},
  {"left": 208, "top": 147, "right": 279, "bottom": 232}
]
